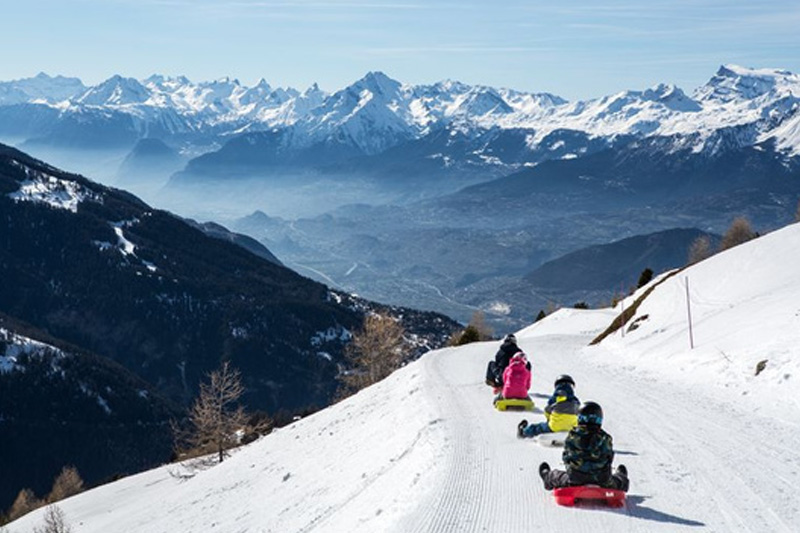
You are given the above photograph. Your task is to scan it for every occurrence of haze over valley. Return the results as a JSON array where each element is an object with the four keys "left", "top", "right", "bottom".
[{"left": 3, "top": 65, "right": 799, "bottom": 326}]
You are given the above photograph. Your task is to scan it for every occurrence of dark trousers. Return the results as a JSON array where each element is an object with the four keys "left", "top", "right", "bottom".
[
  {"left": 546, "top": 468, "right": 629, "bottom": 492},
  {"left": 523, "top": 421, "right": 551, "bottom": 437},
  {"left": 485, "top": 361, "right": 502, "bottom": 387}
]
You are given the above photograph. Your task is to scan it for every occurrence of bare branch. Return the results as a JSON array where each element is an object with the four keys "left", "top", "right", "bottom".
[
  {"left": 173, "top": 361, "right": 257, "bottom": 464},
  {"left": 337, "top": 313, "right": 410, "bottom": 398}
]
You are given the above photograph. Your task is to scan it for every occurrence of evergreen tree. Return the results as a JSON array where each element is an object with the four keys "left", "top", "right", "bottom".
[
  {"left": 454, "top": 325, "right": 481, "bottom": 346},
  {"left": 637, "top": 268, "right": 654, "bottom": 289}
]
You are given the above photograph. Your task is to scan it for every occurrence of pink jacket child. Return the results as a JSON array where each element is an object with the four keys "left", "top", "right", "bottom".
[{"left": 501, "top": 352, "right": 531, "bottom": 399}]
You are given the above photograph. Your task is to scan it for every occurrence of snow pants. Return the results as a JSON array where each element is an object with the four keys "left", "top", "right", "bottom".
[
  {"left": 545, "top": 468, "right": 629, "bottom": 492},
  {"left": 485, "top": 360, "right": 502, "bottom": 387},
  {"left": 522, "top": 421, "right": 551, "bottom": 438}
]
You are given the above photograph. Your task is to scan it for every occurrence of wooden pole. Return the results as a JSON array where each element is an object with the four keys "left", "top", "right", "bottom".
[
  {"left": 620, "top": 283, "right": 625, "bottom": 338},
  {"left": 685, "top": 277, "right": 694, "bottom": 349}
]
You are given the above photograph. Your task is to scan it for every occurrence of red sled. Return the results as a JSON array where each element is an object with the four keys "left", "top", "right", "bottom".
[{"left": 553, "top": 485, "right": 626, "bottom": 508}]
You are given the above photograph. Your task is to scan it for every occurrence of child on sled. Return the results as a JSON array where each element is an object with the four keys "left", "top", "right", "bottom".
[
  {"left": 485, "top": 333, "right": 523, "bottom": 388},
  {"left": 518, "top": 374, "right": 579, "bottom": 438},
  {"left": 494, "top": 351, "right": 531, "bottom": 403},
  {"left": 538, "top": 401, "right": 629, "bottom": 492}
]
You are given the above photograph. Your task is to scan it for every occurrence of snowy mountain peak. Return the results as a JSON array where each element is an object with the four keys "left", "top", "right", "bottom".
[
  {"left": 238, "top": 79, "right": 276, "bottom": 106},
  {"left": 454, "top": 87, "right": 514, "bottom": 117},
  {"left": 4, "top": 65, "right": 800, "bottom": 162},
  {"left": 298, "top": 72, "right": 419, "bottom": 154},
  {"left": 302, "top": 82, "right": 324, "bottom": 98},
  {"left": 433, "top": 79, "right": 471, "bottom": 94},
  {"left": 695, "top": 64, "right": 800, "bottom": 103},
  {"left": 643, "top": 83, "right": 678, "bottom": 99},
  {"left": 204, "top": 76, "right": 240, "bottom": 86},
  {"left": 76, "top": 75, "right": 151, "bottom": 106},
  {"left": 352, "top": 71, "right": 404, "bottom": 98},
  {"left": 316, "top": 72, "right": 405, "bottom": 121},
  {"left": 0, "top": 72, "right": 85, "bottom": 105},
  {"left": 642, "top": 83, "right": 700, "bottom": 111}
]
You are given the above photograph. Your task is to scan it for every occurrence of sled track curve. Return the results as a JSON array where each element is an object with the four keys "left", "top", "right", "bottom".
[
  {"left": 405, "top": 350, "right": 489, "bottom": 532},
  {"left": 401, "top": 346, "right": 540, "bottom": 533}
]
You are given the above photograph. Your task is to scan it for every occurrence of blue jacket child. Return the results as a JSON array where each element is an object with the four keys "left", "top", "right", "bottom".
[{"left": 518, "top": 374, "right": 580, "bottom": 438}]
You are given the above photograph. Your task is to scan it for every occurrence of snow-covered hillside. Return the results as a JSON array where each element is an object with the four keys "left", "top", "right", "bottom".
[
  {"left": 2, "top": 65, "right": 800, "bottom": 157},
  {"left": 7, "top": 222, "right": 799, "bottom": 532}
]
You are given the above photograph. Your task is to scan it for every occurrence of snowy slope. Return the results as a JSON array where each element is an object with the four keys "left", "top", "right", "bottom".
[
  {"left": 593, "top": 222, "right": 800, "bottom": 423},
  {"left": 8, "top": 223, "right": 800, "bottom": 533}
]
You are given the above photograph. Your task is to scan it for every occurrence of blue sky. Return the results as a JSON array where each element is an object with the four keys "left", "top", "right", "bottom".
[{"left": 3, "top": 0, "right": 800, "bottom": 100}]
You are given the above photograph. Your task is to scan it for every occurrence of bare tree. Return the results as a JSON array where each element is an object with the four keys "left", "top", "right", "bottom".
[
  {"left": 47, "top": 466, "right": 84, "bottom": 504},
  {"left": 7, "top": 488, "right": 42, "bottom": 522},
  {"left": 720, "top": 216, "right": 756, "bottom": 251},
  {"left": 337, "top": 314, "right": 410, "bottom": 398},
  {"left": 451, "top": 311, "right": 494, "bottom": 346},
  {"left": 468, "top": 310, "right": 494, "bottom": 341},
  {"left": 33, "top": 505, "right": 72, "bottom": 533},
  {"left": 450, "top": 325, "right": 480, "bottom": 346},
  {"left": 688, "top": 235, "right": 712, "bottom": 265},
  {"left": 176, "top": 361, "right": 249, "bottom": 464}
]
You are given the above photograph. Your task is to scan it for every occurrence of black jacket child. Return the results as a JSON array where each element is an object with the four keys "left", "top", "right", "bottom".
[{"left": 485, "top": 334, "right": 526, "bottom": 387}]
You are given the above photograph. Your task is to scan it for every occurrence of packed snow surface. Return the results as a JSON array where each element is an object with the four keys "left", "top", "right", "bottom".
[{"left": 9, "top": 224, "right": 800, "bottom": 533}]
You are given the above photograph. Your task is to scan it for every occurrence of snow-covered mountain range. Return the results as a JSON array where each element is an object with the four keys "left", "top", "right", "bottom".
[
  {"left": 8, "top": 218, "right": 800, "bottom": 533},
  {"left": 2, "top": 65, "right": 799, "bottom": 159},
  {"left": 2, "top": 67, "right": 798, "bottom": 333}
]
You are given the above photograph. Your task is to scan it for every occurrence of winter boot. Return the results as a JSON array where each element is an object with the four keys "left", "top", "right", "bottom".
[
  {"left": 614, "top": 464, "right": 629, "bottom": 492},
  {"left": 517, "top": 419, "right": 529, "bottom": 439},
  {"left": 539, "top": 462, "right": 553, "bottom": 490}
]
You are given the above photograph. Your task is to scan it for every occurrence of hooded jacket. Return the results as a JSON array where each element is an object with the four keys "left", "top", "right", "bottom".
[
  {"left": 544, "top": 384, "right": 580, "bottom": 432},
  {"left": 562, "top": 424, "right": 614, "bottom": 486},
  {"left": 501, "top": 353, "right": 531, "bottom": 399},
  {"left": 493, "top": 338, "right": 520, "bottom": 373}
]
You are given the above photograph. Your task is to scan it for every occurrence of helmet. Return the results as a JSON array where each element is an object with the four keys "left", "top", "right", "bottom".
[
  {"left": 505, "top": 333, "right": 517, "bottom": 343},
  {"left": 554, "top": 374, "right": 575, "bottom": 388},
  {"left": 578, "top": 401, "right": 603, "bottom": 426}
]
